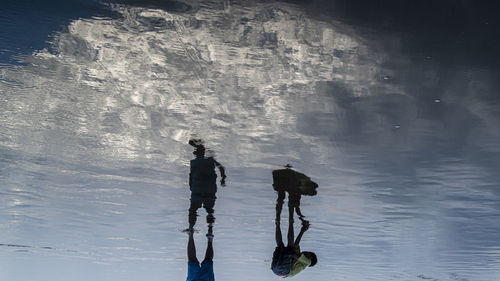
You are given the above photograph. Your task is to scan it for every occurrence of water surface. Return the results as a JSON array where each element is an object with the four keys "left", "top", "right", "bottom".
[{"left": 1, "top": 1, "right": 500, "bottom": 281}]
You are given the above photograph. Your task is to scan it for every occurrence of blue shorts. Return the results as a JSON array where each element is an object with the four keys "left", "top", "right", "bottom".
[
  {"left": 271, "top": 245, "right": 294, "bottom": 276},
  {"left": 187, "top": 260, "right": 214, "bottom": 281}
]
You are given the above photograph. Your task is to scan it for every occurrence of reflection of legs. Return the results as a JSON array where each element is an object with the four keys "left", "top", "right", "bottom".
[
  {"left": 276, "top": 191, "right": 286, "bottom": 222},
  {"left": 187, "top": 230, "right": 198, "bottom": 263},
  {"left": 295, "top": 205, "right": 305, "bottom": 219},
  {"left": 288, "top": 193, "right": 303, "bottom": 217},
  {"left": 189, "top": 201, "right": 202, "bottom": 229},
  {"left": 275, "top": 218, "right": 283, "bottom": 246},
  {"left": 288, "top": 193, "right": 309, "bottom": 228},
  {"left": 204, "top": 197, "right": 216, "bottom": 224},
  {"left": 275, "top": 191, "right": 285, "bottom": 246},
  {"left": 204, "top": 224, "right": 214, "bottom": 261},
  {"left": 287, "top": 200, "right": 294, "bottom": 247}
]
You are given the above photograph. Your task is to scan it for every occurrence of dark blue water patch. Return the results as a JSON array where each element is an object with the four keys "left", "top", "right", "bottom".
[
  {"left": 283, "top": 0, "right": 500, "bottom": 69},
  {"left": 0, "top": 0, "right": 116, "bottom": 65},
  {"left": 111, "top": 0, "right": 194, "bottom": 12}
]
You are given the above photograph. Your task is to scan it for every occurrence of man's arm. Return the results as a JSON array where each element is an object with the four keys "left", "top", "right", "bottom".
[{"left": 215, "top": 160, "right": 226, "bottom": 186}]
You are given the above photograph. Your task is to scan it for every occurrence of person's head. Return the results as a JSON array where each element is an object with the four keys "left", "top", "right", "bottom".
[
  {"left": 189, "top": 138, "right": 205, "bottom": 157},
  {"left": 302, "top": 251, "right": 317, "bottom": 267},
  {"left": 193, "top": 146, "right": 205, "bottom": 157},
  {"left": 300, "top": 180, "right": 318, "bottom": 196}
]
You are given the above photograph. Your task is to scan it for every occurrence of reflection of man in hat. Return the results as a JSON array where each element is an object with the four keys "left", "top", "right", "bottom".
[
  {"left": 187, "top": 139, "right": 226, "bottom": 230},
  {"left": 185, "top": 139, "right": 225, "bottom": 281},
  {"left": 271, "top": 165, "right": 318, "bottom": 278}
]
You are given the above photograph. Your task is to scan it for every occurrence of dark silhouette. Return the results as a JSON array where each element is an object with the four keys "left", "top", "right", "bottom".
[
  {"left": 187, "top": 139, "right": 226, "bottom": 229},
  {"left": 271, "top": 164, "right": 318, "bottom": 278},
  {"left": 186, "top": 224, "right": 215, "bottom": 281},
  {"left": 185, "top": 139, "right": 226, "bottom": 281}
]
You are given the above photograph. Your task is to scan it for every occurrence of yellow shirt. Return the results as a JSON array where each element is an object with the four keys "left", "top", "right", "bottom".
[{"left": 285, "top": 253, "right": 311, "bottom": 278}]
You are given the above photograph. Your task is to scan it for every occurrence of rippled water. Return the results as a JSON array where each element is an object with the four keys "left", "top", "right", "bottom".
[{"left": 1, "top": 1, "right": 500, "bottom": 281}]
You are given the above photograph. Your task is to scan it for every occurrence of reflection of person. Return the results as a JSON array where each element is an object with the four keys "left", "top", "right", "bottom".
[
  {"left": 186, "top": 224, "right": 215, "bottom": 281},
  {"left": 187, "top": 139, "right": 226, "bottom": 229},
  {"left": 185, "top": 139, "right": 225, "bottom": 281},
  {"left": 271, "top": 165, "right": 318, "bottom": 278}
]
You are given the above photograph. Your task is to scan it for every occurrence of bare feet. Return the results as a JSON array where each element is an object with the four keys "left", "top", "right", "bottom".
[
  {"left": 182, "top": 228, "right": 196, "bottom": 235},
  {"left": 300, "top": 219, "right": 310, "bottom": 231},
  {"left": 206, "top": 233, "right": 214, "bottom": 242}
]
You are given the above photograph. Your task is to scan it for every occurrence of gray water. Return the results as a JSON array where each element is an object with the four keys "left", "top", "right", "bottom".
[{"left": 1, "top": 1, "right": 500, "bottom": 281}]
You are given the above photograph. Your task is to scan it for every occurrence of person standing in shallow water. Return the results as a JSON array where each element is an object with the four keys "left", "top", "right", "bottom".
[
  {"left": 271, "top": 164, "right": 318, "bottom": 278},
  {"left": 185, "top": 139, "right": 226, "bottom": 281}
]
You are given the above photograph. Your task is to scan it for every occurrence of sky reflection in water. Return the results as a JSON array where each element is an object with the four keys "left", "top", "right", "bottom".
[{"left": 1, "top": 1, "right": 500, "bottom": 281}]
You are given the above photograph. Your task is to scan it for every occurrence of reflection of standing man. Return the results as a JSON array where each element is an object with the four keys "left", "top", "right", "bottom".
[
  {"left": 187, "top": 139, "right": 226, "bottom": 229},
  {"left": 185, "top": 139, "right": 225, "bottom": 281},
  {"left": 271, "top": 165, "right": 318, "bottom": 278}
]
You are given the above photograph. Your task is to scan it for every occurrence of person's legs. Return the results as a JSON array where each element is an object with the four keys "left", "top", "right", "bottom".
[
  {"left": 275, "top": 220, "right": 284, "bottom": 246},
  {"left": 198, "top": 224, "right": 215, "bottom": 281},
  {"left": 289, "top": 193, "right": 304, "bottom": 218},
  {"left": 275, "top": 191, "right": 285, "bottom": 246},
  {"left": 187, "top": 229, "right": 199, "bottom": 263},
  {"left": 189, "top": 200, "right": 202, "bottom": 229},
  {"left": 295, "top": 206, "right": 305, "bottom": 218},
  {"left": 276, "top": 191, "right": 286, "bottom": 223},
  {"left": 203, "top": 196, "right": 216, "bottom": 224},
  {"left": 204, "top": 224, "right": 214, "bottom": 261},
  {"left": 287, "top": 194, "right": 295, "bottom": 247}
]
